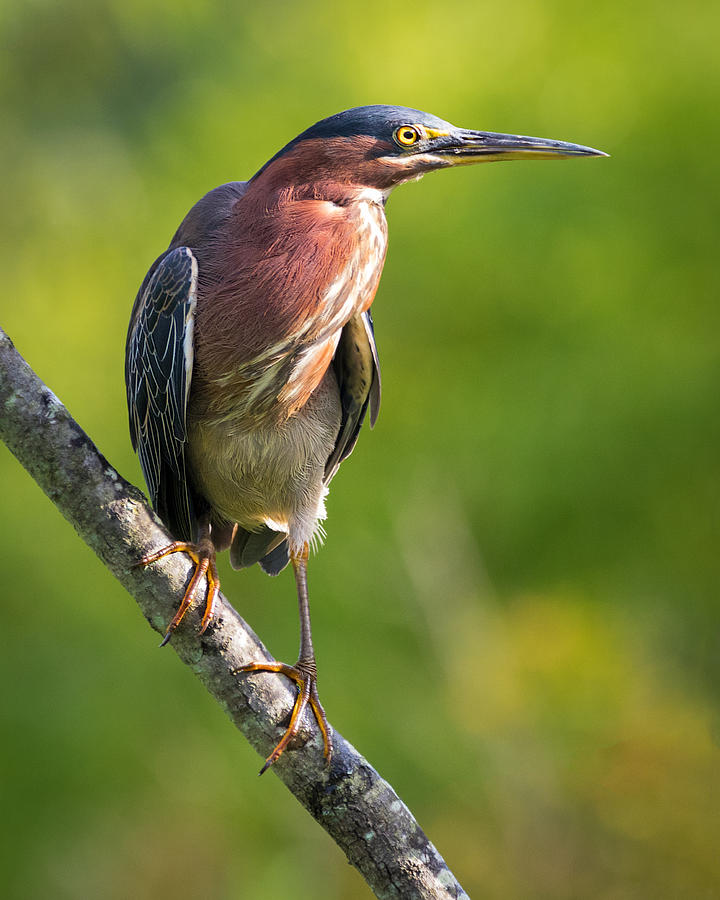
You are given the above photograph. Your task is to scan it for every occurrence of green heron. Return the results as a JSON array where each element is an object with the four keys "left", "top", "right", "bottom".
[{"left": 126, "top": 105, "right": 605, "bottom": 772}]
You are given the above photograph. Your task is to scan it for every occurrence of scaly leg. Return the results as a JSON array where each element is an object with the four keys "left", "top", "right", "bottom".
[
  {"left": 235, "top": 544, "right": 332, "bottom": 774},
  {"left": 136, "top": 518, "right": 220, "bottom": 646}
]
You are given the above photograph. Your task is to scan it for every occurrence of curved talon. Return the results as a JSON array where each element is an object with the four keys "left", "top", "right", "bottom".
[
  {"left": 308, "top": 681, "right": 332, "bottom": 763},
  {"left": 199, "top": 557, "right": 220, "bottom": 634},
  {"left": 235, "top": 661, "right": 333, "bottom": 773},
  {"left": 134, "top": 541, "right": 200, "bottom": 568},
  {"left": 135, "top": 539, "right": 219, "bottom": 645}
]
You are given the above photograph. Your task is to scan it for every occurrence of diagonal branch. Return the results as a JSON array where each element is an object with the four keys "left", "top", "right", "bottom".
[{"left": 0, "top": 325, "right": 469, "bottom": 900}]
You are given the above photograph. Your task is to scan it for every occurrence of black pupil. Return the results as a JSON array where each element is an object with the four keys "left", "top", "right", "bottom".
[{"left": 403, "top": 129, "right": 415, "bottom": 142}]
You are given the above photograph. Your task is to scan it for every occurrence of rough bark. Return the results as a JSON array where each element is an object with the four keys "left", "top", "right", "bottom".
[{"left": 0, "top": 325, "right": 470, "bottom": 900}]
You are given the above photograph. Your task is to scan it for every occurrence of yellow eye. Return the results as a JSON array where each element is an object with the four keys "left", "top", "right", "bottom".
[{"left": 394, "top": 125, "right": 421, "bottom": 147}]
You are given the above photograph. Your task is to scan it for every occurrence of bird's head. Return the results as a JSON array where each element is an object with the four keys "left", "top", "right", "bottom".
[{"left": 253, "top": 105, "right": 607, "bottom": 197}]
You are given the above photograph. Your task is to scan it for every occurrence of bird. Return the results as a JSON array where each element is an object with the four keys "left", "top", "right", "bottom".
[{"left": 126, "top": 105, "right": 605, "bottom": 772}]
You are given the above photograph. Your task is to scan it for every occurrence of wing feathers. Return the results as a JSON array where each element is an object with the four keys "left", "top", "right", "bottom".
[
  {"left": 362, "top": 309, "right": 381, "bottom": 428},
  {"left": 125, "top": 246, "right": 198, "bottom": 540},
  {"left": 324, "top": 310, "right": 381, "bottom": 482}
]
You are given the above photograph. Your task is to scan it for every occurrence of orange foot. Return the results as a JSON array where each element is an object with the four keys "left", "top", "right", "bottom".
[
  {"left": 235, "top": 661, "right": 332, "bottom": 774},
  {"left": 136, "top": 540, "right": 219, "bottom": 646}
]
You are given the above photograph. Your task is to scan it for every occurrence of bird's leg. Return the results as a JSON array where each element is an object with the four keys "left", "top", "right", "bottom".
[
  {"left": 235, "top": 544, "right": 332, "bottom": 774},
  {"left": 135, "top": 517, "right": 220, "bottom": 646}
]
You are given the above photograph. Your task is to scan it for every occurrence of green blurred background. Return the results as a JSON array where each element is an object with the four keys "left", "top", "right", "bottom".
[{"left": 1, "top": 0, "right": 719, "bottom": 897}]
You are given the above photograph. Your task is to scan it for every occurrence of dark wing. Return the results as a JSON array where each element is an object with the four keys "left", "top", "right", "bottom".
[
  {"left": 324, "top": 309, "right": 381, "bottom": 482},
  {"left": 125, "top": 246, "right": 198, "bottom": 541}
]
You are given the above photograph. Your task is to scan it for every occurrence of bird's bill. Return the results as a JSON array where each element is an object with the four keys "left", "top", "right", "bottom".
[{"left": 432, "top": 130, "right": 608, "bottom": 164}]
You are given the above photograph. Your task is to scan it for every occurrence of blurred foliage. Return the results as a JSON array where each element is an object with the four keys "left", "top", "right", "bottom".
[{"left": 1, "top": 0, "right": 719, "bottom": 897}]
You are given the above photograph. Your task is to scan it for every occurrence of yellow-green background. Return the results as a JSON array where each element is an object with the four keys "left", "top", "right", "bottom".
[{"left": 2, "top": 1, "right": 719, "bottom": 897}]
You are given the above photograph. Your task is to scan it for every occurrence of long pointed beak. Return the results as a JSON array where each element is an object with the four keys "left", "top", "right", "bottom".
[{"left": 434, "top": 130, "right": 608, "bottom": 164}]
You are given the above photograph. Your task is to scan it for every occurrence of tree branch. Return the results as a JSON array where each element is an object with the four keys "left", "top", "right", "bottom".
[{"left": 0, "top": 325, "right": 469, "bottom": 900}]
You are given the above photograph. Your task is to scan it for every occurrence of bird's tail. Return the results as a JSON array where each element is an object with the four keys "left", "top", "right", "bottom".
[{"left": 229, "top": 525, "right": 289, "bottom": 574}]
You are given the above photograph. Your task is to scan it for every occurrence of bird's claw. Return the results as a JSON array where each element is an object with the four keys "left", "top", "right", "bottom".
[
  {"left": 235, "top": 661, "right": 332, "bottom": 773},
  {"left": 135, "top": 540, "right": 219, "bottom": 645}
]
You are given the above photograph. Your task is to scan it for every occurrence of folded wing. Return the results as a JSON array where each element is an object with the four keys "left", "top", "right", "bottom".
[{"left": 125, "top": 246, "right": 198, "bottom": 541}]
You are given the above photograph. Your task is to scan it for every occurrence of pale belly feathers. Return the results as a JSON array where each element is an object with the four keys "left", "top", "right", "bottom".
[{"left": 188, "top": 361, "right": 341, "bottom": 552}]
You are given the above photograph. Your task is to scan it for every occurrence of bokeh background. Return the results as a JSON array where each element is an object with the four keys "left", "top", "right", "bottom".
[{"left": 1, "top": 1, "right": 719, "bottom": 897}]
